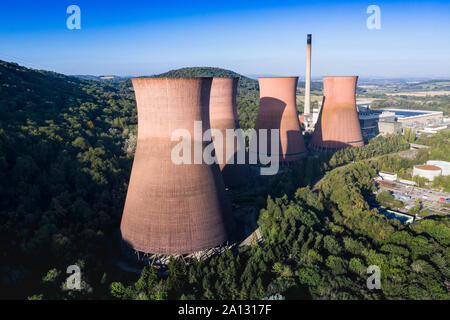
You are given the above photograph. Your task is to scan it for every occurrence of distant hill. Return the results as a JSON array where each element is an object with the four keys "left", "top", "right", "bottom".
[
  {"left": 401, "top": 80, "right": 450, "bottom": 91},
  {"left": 153, "top": 66, "right": 259, "bottom": 91},
  {"left": 75, "top": 75, "right": 124, "bottom": 82},
  {"left": 152, "top": 66, "right": 324, "bottom": 91},
  {"left": 1, "top": 60, "right": 90, "bottom": 91},
  {"left": 0, "top": 60, "right": 92, "bottom": 124},
  {"left": 0, "top": 60, "right": 133, "bottom": 125}
]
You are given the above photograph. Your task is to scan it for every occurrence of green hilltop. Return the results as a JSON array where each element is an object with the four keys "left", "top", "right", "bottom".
[{"left": 153, "top": 67, "right": 259, "bottom": 129}]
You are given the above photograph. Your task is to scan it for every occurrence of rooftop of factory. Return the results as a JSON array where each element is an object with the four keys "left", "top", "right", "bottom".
[{"left": 414, "top": 165, "right": 441, "bottom": 171}]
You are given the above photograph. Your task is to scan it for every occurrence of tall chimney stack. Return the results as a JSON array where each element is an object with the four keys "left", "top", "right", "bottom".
[{"left": 304, "top": 34, "right": 312, "bottom": 115}]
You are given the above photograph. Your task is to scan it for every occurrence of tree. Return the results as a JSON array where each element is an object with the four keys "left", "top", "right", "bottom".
[{"left": 110, "top": 282, "right": 126, "bottom": 299}]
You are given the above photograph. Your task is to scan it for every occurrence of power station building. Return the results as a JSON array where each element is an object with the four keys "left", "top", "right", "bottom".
[
  {"left": 357, "top": 104, "right": 398, "bottom": 138},
  {"left": 357, "top": 104, "right": 445, "bottom": 139},
  {"left": 209, "top": 77, "right": 249, "bottom": 187},
  {"left": 120, "top": 77, "right": 234, "bottom": 256},
  {"left": 426, "top": 160, "right": 450, "bottom": 176},
  {"left": 413, "top": 164, "right": 442, "bottom": 181},
  {"left": 310, "top": 76, "right": 364, "bottom": 150},
  {"left": 254, "top": 77, "right": 307, "bottom": 162}
]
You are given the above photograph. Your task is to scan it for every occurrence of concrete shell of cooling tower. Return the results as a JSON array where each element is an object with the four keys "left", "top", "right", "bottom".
[
  {"left": 209, "top": 77, "right": 250, "bottom": 187},
  {"left": 254, "top": 76, "right": 307, "bottom": 162},
  {"left": 310, "top": 76, "right": 364, "bottom": 150},
  {"left": 120, "top": 77, "right": 234, "bottom": 255}
]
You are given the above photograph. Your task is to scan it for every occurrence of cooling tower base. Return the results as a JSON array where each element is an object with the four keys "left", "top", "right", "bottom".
[
  {"left": 308, "top": 140, "right": 364, "bottom": 152},
  {"left": 119, "top": 237, "right": 235, "bottom": 268}
]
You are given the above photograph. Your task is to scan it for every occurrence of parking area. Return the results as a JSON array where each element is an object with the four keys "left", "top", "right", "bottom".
[{"left": 376, "top": 180, "right": 450, "bottom": 215}]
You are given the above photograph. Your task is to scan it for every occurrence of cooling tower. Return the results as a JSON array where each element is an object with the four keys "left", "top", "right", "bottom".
[
  {"left": 310, "top": 76, "right": 364, "bottom": 150},
  {"left": 209, "top": 77, "right": 249, "bottom": 187},
  {"left": 254, "top": 77, "right": 307, "bottom": 162},
  {"left": 120, "top": 77, "right": 234, "bottom": 256}
]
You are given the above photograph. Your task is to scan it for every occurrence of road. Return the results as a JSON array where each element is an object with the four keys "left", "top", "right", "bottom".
[
  {"left": 378, "top": 181, "right": 449, "bottom": 215},
  {"left": 312, "top": 148, "right": 419, "bottom": 190}
]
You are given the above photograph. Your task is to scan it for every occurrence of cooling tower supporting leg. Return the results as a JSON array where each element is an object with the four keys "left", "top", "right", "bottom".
[{"left": 119, "top": 239, "right": 236, "bottom": 269}]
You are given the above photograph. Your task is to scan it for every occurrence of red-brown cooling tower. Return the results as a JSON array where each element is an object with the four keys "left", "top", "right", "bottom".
[
  {"left": 310, "top": 76, "right": 364, "bottom": 150},
  {"left": 254, "top": 77, "right": 307, "bottom": 162},
  {"left": 120, "top": 77, "right": 233, "bottom": 255},
  {"left": 209, "top": 77, "right": 249, "bottom": 187}
]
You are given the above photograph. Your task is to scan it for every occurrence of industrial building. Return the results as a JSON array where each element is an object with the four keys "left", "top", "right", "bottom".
[
  {"left": 209, "top": 77, "right": 250, "bottom": 187},
  {"left": 357, "top": 104, "right": 398, "bottom": 138},
  {"left": 394, "top": 109, "right": 444, "bottom": 126},
  {"left": 378, "top": 120, "right": 403, "bottom": 136},
  {"left": 379, "top": 171, "right": 398, "bottom": 182},
  {"left": 120, "top": 77, "right": 234, "bottom": 256},
  {"left": 426, "top": 160, "right": 450, "bottom": 176},
  {"left": 300, "top": 105, "right": 321, "bottom": 133},
  {"left": 254, "top": 76, "right": 307, "bottom": 162},
  {"left": 357, "top": 106, "right": 445, "bottom": 138},
  {"left": 413, "top": 164, "right": 442, "bottom": 181},
  {"left": 417, "top": 124, "right": 448, "bottom": 135},
  {"left": 310, "top": 76, "right": 364, "bottom": 150}
]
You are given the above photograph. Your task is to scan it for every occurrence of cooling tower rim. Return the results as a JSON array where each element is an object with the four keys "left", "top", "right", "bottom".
[
  {"left": 414, "top": 164, "right": 441, "bottom": 171},
  {"left": 132, "top": 76, "right": 213, "bottom": 81},
  {"left": 322, "top": 76, "right": 359, "bottom": 79},
  {"left": 211, "top": 77, "right": 240, "bottom": 80},
  {"left": 258, "top": 76, "right": 298, "bottom": 79}
]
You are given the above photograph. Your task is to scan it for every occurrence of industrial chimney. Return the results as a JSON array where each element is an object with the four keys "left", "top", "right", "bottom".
[
  {"left": 209, "top": 77, "right": 250, "bottom": 187},
  {"left": 120, "top": 77, "right": 234, "bottom": 255},
  {"left": 304, "top": 34, "right": 312, "bottom": 116},
  {"left": 254, "top": 77, "right": 307, "bottom": 163},
  {"left": 310, "top": 76, "right": 364, "bottom": 150}
]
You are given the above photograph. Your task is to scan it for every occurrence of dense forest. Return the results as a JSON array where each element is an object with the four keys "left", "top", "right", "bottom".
[
  {"left": 0, "top": 60, "right": 137, "bottom": 298},
  {"left": 0, "top": 60, "right": 448, "bottom": 300},
  {"left": 108, "top": 134, "right": 449, "bottom": 300}
]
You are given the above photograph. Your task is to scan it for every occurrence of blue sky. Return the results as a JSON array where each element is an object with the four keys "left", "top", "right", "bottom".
[{"left": 0, "top": 0, "right": 449, "bottom": 78}]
